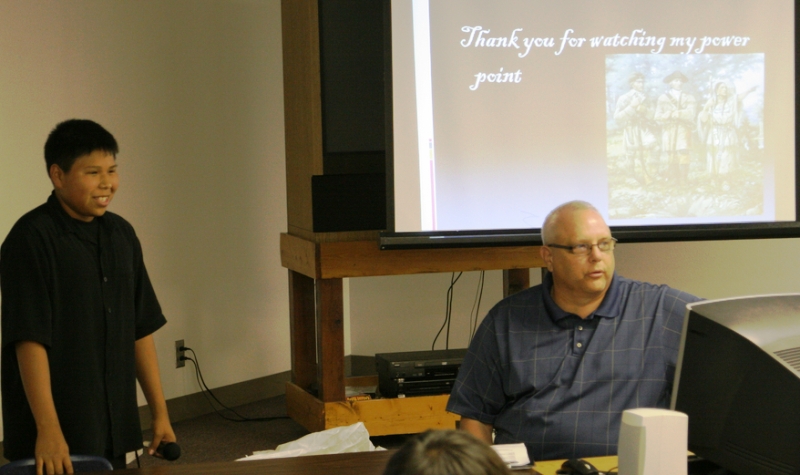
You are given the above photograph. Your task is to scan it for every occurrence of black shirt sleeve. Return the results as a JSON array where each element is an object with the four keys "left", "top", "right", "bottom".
[{"left": 1, "top": 219, "right": 54, "bottom": 349}]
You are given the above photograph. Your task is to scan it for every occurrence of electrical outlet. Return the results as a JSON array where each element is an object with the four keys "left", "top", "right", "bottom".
[{"left": 175, "top": 340, "right": 185, "bottom": 368}]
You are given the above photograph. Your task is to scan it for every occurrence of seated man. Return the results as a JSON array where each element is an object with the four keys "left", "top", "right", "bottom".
[{"left": 446, "top": 200, "right": 701, "bottom": 461}]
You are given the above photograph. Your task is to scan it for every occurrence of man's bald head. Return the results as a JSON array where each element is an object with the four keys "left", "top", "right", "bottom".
[{"left": 541, "top": 201, "right": 599, "bottom": 245}]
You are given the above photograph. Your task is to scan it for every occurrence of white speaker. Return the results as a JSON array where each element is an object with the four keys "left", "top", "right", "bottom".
[{"left": 617, "top": 408, "right": 688, "bottom": 475}]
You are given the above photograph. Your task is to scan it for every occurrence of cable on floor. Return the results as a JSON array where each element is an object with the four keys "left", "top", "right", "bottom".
[{"left": 180, "top": 347, "right": 290, "bottom": 423}]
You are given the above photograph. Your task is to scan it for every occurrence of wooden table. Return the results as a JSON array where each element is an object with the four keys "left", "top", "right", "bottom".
[
  {"left": 281, "top": 234, "right": 539, "bottom": 435},
  {"left": 83, "top": 451, "right": 618, "bottom": 475},
  {"left": 97, "top": 451, "right": 397, "bottom": 475},
  {"left": 532, "top": 455, "right": 618, "bottom": 474}
]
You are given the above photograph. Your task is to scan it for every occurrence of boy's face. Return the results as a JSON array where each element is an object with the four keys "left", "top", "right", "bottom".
[{"left": 50, "top": 150, "right": 118, "bottom": 222}]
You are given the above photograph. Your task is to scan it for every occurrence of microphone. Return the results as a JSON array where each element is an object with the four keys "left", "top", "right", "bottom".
[{"left": 156, "top": 441, "right": 181, "bottom": 461}]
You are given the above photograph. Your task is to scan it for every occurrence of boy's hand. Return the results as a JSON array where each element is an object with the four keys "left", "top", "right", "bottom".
[
  {"left": 15, "top": 341, "right": 73, "bottom": 474},
  {"left": 135, "top": 334, "right": 176, "bottom": 458},
  {"left": 35, "top": 428, "right": 73, "bottom": 475},
  {"left": 148, "top": 415, "right": 176, "bottom": 457}
]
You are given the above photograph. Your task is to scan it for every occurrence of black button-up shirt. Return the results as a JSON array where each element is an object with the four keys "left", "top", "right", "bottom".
[{"left": 1, "top": 193, "right": 166, "bottom": 460}]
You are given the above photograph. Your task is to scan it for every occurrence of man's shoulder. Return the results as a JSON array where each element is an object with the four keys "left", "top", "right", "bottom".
[
  {"left": 499, "top": 283, "right": 544, "bottom": 304},
  {"left": 487, "top": 284, "right": 547, "bottom": 321},
  {"left": 613, "top": 275, "right": 700, "bottom": 303},
  {"left": 614, "top": 274, "right": 671, "bottom": 292}
]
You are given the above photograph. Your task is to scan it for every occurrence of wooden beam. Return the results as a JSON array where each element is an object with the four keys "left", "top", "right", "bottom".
[
  {"left": 288, "top": 270, "right": 317, "bottom": 391},
  {"left": 317, "top": 239, "right": 543, "bottom": 278},
  {"left": 285, "top": 382, "right": 325, "bottom": 433},
  {"left": 316, "top": 278, "right": 345, "bottom": 402},
  {"left": 324, "top": 394, "right": 459, "bottom": 436},
  {"left": 503, "top": 268, "right": 531, "bottom": 297},
  {"left": 281, "top": 0, "right": 323, "bottom": 234},
  {"left": 287, "top": 382, "right": 460, "bottom": 436},
  {"left": 281, "top": 234, "right": 545, "bottom": 279},
  {"left": 281, "top": 233, "right": 318, "bottom": 278}
]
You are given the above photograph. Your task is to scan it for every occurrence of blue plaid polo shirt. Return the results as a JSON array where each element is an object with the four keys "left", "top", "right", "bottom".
[{"left": 446, "top": 273, "right": 701, "bottom": 461}]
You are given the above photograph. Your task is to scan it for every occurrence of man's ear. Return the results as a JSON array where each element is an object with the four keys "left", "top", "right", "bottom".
[
  {"left": 540, "top": 245, "right": 554, "bottom": 272},
  {"left": 49, "top": 163, "right": 65, "bottom": 187}
]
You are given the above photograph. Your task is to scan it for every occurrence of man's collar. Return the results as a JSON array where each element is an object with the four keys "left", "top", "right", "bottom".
[
  {"left": 543, "top": 272, "right": 621, "bottom": 324},
  {"left": 593, "top": 274, "right": 622, "bottom": 318}
]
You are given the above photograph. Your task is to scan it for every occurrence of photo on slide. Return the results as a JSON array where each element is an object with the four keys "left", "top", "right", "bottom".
[{"left": 605, "top": 53, "right": 765, "bottom": 220}]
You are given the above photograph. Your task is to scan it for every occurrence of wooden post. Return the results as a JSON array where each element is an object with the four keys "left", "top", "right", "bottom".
[
  {"left": 316, "top": 278, "right": 345, "bottom": 402},
  {"left": 281, "top": 0, "right": 323, "bottom": 239},
  {"left": 503, "top": 268, "right": 531, "bottom": 297},
  {"left": 289, "top": 270, "right": 317, "bottom": 391}
]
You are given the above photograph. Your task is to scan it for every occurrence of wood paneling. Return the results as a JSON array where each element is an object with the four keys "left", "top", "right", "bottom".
[{"left": 316, "top": 278, "right": 345, "bottom": 402}]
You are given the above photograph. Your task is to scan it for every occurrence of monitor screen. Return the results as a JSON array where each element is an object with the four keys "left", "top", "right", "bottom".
[
  {"left": 382, "top": 0, "right": 800, "bottom": 249},
  {"left": 671, "top": 294, "right": 800, "bottom": 475}
]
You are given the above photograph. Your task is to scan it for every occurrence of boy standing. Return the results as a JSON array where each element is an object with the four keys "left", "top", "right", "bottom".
[{"left": 1, "top": 119, "right": 175, "bottom": 472}]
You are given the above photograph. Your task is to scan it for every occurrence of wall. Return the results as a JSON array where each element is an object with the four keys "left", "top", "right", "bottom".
[
  {"left": 616, "top": 238, "right": 800, "bottom": 298},
  {"left": 349, "top": 237, "right": 800, "bottom": 356},
  {"left": 350, "top": 271, "right": 510, "bottom": 356},
  {"left": 0, "top": 0, "right": 288, "bottom": 434}
]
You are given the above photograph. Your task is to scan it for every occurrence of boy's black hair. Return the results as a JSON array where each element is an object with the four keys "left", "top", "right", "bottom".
[{"left": 44, "top": 119, "right": 119, "bottom": 173}]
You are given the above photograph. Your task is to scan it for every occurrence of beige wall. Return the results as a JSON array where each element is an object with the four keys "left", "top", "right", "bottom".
[
  {"left": 1, "top": 0, "right": 799, "bottom": 441},
  {"left": 349, "top": 236, "right": 800, "bottom": 356},
  {"left": 0, "top": 0, "right": 289, "bottom": 435}
]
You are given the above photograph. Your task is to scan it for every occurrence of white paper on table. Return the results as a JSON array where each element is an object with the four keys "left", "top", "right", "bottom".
[
  {"left": 491, "top": 443, "right": 531, "bottom": 468},
  {"left": 236, "top": 422, "right": 383, "bottom": 462}
]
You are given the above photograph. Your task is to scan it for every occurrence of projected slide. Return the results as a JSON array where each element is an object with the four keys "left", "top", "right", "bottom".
[
  {"left": 391, "top": 0, "right": 794, "bottom": 233},
  {"left": 606, "top": 54, "right": 764, "bottom": 220}
]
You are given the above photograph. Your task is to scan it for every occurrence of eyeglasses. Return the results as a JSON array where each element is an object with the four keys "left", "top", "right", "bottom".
[{"left": 546, "top": 238, "right": 617, "bottom": 255}]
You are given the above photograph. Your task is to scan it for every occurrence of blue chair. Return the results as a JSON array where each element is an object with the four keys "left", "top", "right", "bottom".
[{"left": 0, "top": 455, "right": 114, "bottom": 474}]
